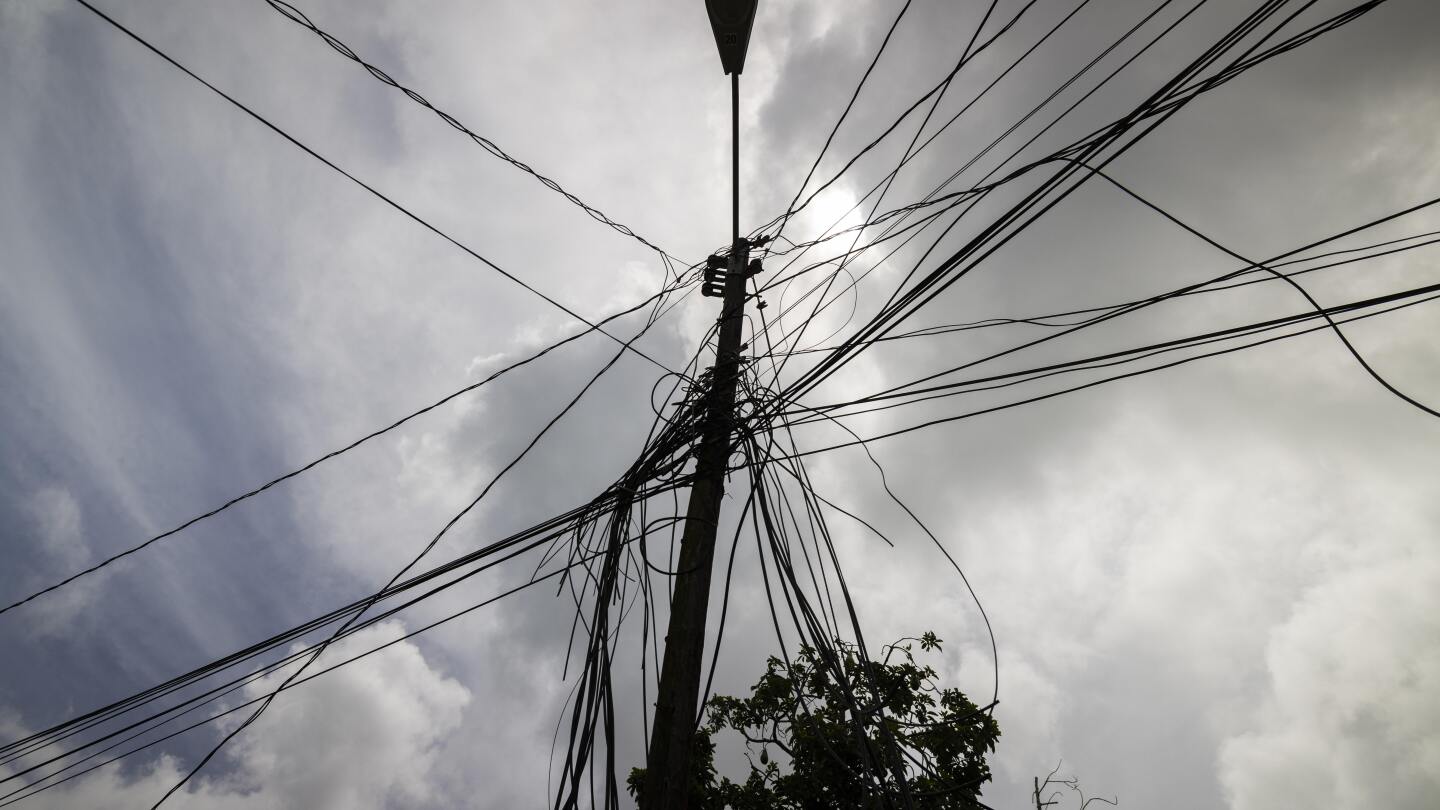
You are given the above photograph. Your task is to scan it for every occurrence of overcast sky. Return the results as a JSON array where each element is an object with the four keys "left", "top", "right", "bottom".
[{"left": 2, "top": 0, "right": 1438, "bottom": 808}]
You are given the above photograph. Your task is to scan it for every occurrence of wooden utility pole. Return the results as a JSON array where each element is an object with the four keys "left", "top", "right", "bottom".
[{"left": 641, "top": 3, "right": 758, "bottom": 807}]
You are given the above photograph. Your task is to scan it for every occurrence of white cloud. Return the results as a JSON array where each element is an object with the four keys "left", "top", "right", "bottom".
[
  {"left": 24, "top": 487, "right": 86, "bottom": 571},
  {"left": 1219, "top": 555, "right": 1440, "bottom": 810}
]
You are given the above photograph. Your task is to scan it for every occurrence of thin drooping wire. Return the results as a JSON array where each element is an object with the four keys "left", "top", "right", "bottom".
[
  {"left": 770, "top": 229, "right": 1440, "bottom": 358},
  {"left": 771, "top": 0, "right": 1005, "bottom": 380},
  {"left": 756, "top": 283, "right": 1440, "bottom": 466},
  {"left": 750, "top": 0, "right": 1197, "bottom": 377},
  {"left": 1, "top": 525, "right": 688, "bottom": 807},
  {"left": 149, "top": 305, "right": 674, "bottom": 806},
  {"left": 738, "top": 428, "right": 933, "bottom": 804},
  {"left": 261, "top": 0, "right": 681, "bottom": 269},
  {"left": 791, "top": 399, "right": 998, "bottom": 712},
  {"left": 754, "top": 0, "right": 1214, "bottom": 366},
  {"left": 0, "top": 286, "right": 683, "bottom": 619},
  {"left": 67, "top": 0, "right": 679, "bottom": 375},
  {"left": 1075, "top": 159, "right": 1440, "bottom": 419},
  {"left": 4, "top": 0, "right": 701, "bottom": 621},
  {"left": 750, "top": 352, "right": 1001, "bottom": 740},
  {"left": 768, "top": 0, "right": 915, "bottom": 252},
  {"left": 784, "top": 280, "right": 1440, "bottom": 427},
  {"left": 771, "top": 1, "right": 1364, "bottom": 411},
  {"left": 828, "top": 192, "right": 1440, "bottom": 416}
]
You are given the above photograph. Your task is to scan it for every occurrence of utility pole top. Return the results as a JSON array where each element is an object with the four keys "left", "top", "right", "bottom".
[{"left": 705, "top": 0, "right": 759, "bottom": 74}]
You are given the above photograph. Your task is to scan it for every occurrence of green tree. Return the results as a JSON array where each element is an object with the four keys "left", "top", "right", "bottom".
[{"left": 630, "top": 632, "right": 999, "bottom": 809}]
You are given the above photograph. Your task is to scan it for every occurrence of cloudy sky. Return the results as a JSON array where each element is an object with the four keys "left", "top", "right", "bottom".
[{"left": 2, "top": 0, "right": 1438, "bottom": 807}]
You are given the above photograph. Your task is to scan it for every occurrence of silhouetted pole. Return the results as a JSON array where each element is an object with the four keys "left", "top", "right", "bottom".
[{"left": 641, "top": 4, "right": 758, "bottom": 807}]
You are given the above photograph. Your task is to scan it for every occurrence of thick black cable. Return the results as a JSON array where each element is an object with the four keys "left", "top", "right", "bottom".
[
  {"left": 1074, "top": 159, "right": 1440, "bottom": 418},
  {"left": 769, "top": 229, "right": 1440, "bottom": 358},
  {"left": 1, "top": 538, "right": 652, "bottom": 807},
  {"left": 150, "top": 291, "right": 674, "bottom": 806},
  {"left": 769, "top": 0, "right": 915, "bottom": 252},
  {"left": 824, "top": 194, "right": 1440, "bottom": 410},
  {"left": 0, "top": 288, "right": 677, "bottom": 619},
  {"left": 754, "top": 288, "right": 1440, "bottom": 465},
  {"left": 751, "top": 0, "right": 1213, "bottom": 384},
  {"left": 786, "top": 280, "right": 1440, "bottom": 425},
  {"left": 774, "top": 1, "right": 1355, "bottom": 409}
]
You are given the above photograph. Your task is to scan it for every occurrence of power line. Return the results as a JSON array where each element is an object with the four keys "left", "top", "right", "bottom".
[
  {"left": 767, "top": 0, "right": 915, "bottom": 251},
  {"left": 767, "top": 228, "right": 1440, "bottom": 358},
  {"left": 786, "top": 280, "right": 1440, "bottom": 425},
  {"left": 68, "top": 0, "right": 682, "bottom": 377},
  {"left": 2, "top": 0, "right": 704, "bottom": 621},
  {"left": 810, "top": 193, "right": 1440, "bottom": 418},
  {"left": 750, "top": 0, "right": 1210, "bottom": 382},
  {"left": 0, "top": 284, "right": 684, "bottom": 619},
  {"left": 148, "top": 273, "right": 689, "bottom": 806},
  {"left": 769, "top": 0, "right": 1384, "bottom": 412},
  {"left": 261, "top": 0, "right": 682, "bottom": 267},
  {"left": 1074, "top": 158, "right": 1440, "bottom": 419}
]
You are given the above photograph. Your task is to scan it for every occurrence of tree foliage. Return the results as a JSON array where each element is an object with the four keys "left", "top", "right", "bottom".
[{"left": 630, "top": 632, "right": 999, "bottom": 808}]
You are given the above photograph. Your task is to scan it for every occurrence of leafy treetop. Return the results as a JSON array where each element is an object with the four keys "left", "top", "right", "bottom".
[{"left": 630, "top": 632, "right": 999, "bottom": 809}]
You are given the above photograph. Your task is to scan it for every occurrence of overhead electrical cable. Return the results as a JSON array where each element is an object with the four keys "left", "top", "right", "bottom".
[
  {"left": 260, "top": 0, "right": 682, "bottom": 269},
  {"left": 768, "top": 229, "right": 1440, "bottom": 358},
  {"left": 758, "top": 0, "right": 1105, "bottom": 274},
  {"left": 68, "top": 0, "right": 681, "bottom": 376},
  {"left": 760, "top": 0, "right": 1051, "bottom": 236},
  {"left": 754, "top": 0, "right": 1106, "bottom": 393},
  {"left": 773, "top": 0, "right": 1007, "bottom": 374},
  {"left": 784, "top": 280, "right": 1440, "bottom": 426},
  {"left": 0, "top": 286, "right": 689, "bottom": 619},
  {"left": 2, "top": 0, "right": 703, "bottom": 620},
  {"left": 767, "top": 0, "right": 916, "bottom": 253},
  {"left": 0, "top": 535, "right": 674, "bottom": 807},
  {"left": 771, "top": 0, "right": 1381, "bottom": 412},
  {"left": 750, "top": 0, "right": 1205, "bottom": 376},
  {"left": 1072, "top": 159, "right": 1440, "bottom": 418},
  {"left": 148, "top": 279, "right": 692, "bottom": 805},
  {"left": 815, "top": 193, "right": 1440, "bottom": 417},
  {"left": 754, "top": 282, "right": 1440, "bottom": 466}
]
